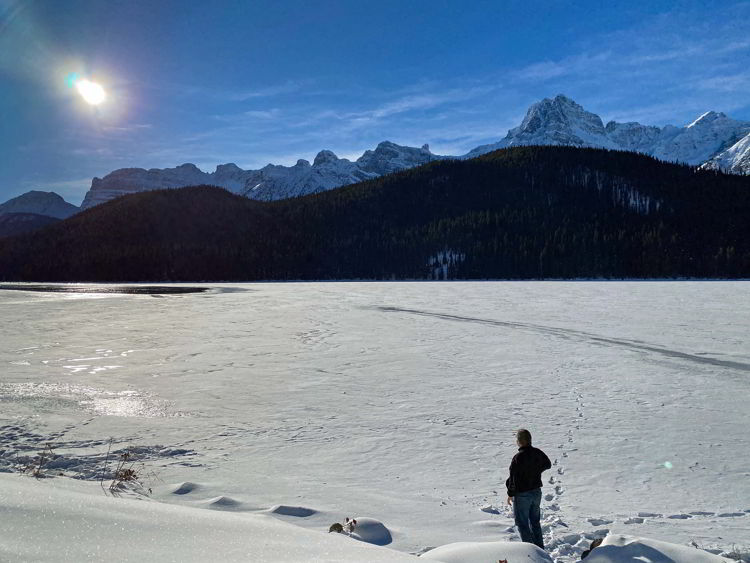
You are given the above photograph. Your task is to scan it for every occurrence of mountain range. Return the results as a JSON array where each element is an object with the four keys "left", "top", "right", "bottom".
[
  {"left": 79, "top": 141, "right": 440, "bottom": 208},
  {"left": 464, "top": 96, "right": 750, "bottom": 167},
  {"left": 1, "top": 146, "right": 748, "bottom": 281},
  {"left": 3, "top": 94, "right": 750, "bottom": 220},
  {"left": 74, "top": 94, "right": 750, "bottom": 210}
]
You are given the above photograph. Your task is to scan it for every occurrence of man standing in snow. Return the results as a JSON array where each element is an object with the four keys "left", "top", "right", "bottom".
[{"left": 506, "top": 428, "right": 551, "bottom": 550}]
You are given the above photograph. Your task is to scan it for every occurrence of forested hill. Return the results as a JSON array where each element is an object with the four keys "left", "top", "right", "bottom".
[{"left": 0, "top": 146, "right": 748, "bottom": 281}]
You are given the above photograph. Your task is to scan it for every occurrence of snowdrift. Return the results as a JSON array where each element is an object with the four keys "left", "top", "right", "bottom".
[
  {"left": 420, "top": 540, "right": 552, "bottom": 562},
  {"left": 0, "top": 474, "right": 415, "bottom": 562},
  {"left": 0, "top": 473, "right": 739, "bottom": 562},
  {"left": 586, "top": 534, "right": 734, "bottom": 562}
]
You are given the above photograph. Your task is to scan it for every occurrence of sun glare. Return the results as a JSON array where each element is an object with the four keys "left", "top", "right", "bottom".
[{"left": 75, "top": 79, "right": 106, "bottom": 105}]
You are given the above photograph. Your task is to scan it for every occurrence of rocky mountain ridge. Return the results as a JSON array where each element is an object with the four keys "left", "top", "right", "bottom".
[{"left": 80, "top": 141, "right": 440, "bottom": 209}]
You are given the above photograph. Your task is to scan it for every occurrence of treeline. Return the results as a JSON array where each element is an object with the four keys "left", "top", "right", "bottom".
[
  {"left": 0, "top": 146, "right": 748, "bottom": 281},
  {"left": 0, "top": 213, "right": 61, "bottom": 238}
]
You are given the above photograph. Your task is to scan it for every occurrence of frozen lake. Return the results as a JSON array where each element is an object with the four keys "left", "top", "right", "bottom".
[{"left": 1, "top": 282, "right": 749, "bottom": 560}]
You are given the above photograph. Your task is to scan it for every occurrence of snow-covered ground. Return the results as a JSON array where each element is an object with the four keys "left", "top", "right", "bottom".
[{"left": 1, "top": 282, "right": 748, "bottom": 562}]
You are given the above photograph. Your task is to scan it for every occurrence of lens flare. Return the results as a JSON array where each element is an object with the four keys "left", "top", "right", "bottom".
[
  {"left": 65, "top": 72, "right": 79, "bottom": 89},
  {"left": 75, "top": 79, "right": 106, "bottom": 105}
]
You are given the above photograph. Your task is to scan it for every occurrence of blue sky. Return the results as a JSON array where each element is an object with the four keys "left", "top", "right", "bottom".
[{"left": 1, "top": 0, "right": 749, "bottom": 205}]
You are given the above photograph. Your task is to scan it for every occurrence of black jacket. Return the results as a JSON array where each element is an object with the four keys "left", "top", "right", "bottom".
[{"left": 505, "top": 445, "right": 552, "bottom": 496}]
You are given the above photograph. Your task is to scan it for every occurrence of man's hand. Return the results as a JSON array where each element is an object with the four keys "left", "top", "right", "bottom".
[{"left": 507, "top": 496, "right": 513, "bottom": 505}]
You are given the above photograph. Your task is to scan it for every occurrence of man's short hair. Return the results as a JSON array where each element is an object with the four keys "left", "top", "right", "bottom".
[{"left": 516, "top": 428, "right": 532, "bottom": 446}]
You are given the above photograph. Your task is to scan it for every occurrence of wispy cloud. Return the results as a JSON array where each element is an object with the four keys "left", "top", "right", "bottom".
[
  {"left": 171, "top": 80, "right": 312, "bottom": 103},
  {"left": 512, "top": 52, "right": 611, "bottom": 82},
  {"left": 222, "top": 81, "right": 309, "bottom": 102},
  {"left": 498, "top": 3, "right": 750, "bottom": 126},
  {"left": 696, "top": 70, "right": 750, "bottom": 94},
  {"left": 100, "top": 123, "right": 153, "bottom": 133}
]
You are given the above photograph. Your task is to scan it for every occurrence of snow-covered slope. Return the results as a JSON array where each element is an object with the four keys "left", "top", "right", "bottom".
[
  {"left": 648, "top": 111, "right": 750, "bottom": 165},
  {"left": 0, "top": 190, "right": 79, "bottom": 219},
  {"left": 78, "top": 96, "right": 750, "bottom": 210},
  {"left": 0, "top": 474, "right": 417, "bottom": 563},
  {"left": 702, "top": 131, "right": 750, "bottom": 174},
  {"left": 0, "top": 474, "right": 736, "bottom": 563},
  {"left": 603, "top": 120, "right": 665, "bottom": 152},
  {"left": 80, "top": 141, "right": 439, "bottom": 209}
]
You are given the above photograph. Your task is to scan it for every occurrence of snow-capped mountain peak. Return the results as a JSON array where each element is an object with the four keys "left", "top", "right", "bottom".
[
  {"left": 510, "top": 94, "right": 614, "bottom": 147},
  {"left": 687, "top": 111, "right": 725, "bottom": 128},
  {"left": 313, "top": 150, "right": 342, "bottom": 166},
  {"left": 356, "top": 140, "right": 437, "bottom": 175},
  {"left": 463, "top": 94, "right": 620, "bottom": 159},
  {"left": 215, "top": 163, "right": 242, "bottom": 174}
]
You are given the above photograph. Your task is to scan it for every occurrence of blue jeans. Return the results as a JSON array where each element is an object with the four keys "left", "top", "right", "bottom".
[{"left": 513, "top": 488, "right": 544, "bottom": 549}]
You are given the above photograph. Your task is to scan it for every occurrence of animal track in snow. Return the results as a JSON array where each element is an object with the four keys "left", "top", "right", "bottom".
[
  {"left": 168, "top": 481, "right": 202, "bottom": 495},
  {"left": 624, "top": 517, "right": 644, "bottom": 524},
  {"left": 587, "top": 517, "right": 614, "bottom": 526},
  {"left": 267, "top": 505, "right": 317, "bottom": 517}
]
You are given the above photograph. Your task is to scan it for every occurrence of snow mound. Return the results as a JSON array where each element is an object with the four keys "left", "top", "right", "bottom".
[
  {"left": 585, "top": 534, "right": 733, "bottom": 562},
  {"left": 167, "top": 481, "right": 201, "bottom": 495},
  {"left": 267, "top": 504, "right": 317, "bottom": 517},
  {"left": 349, "top": 517, "right": 393, "bottom": 546},
  {"left": 420, "top": 540, "right": 552, "bottom": 562},
  {"left": 199, "top": 495, "right": 247, "bottom": 511}
]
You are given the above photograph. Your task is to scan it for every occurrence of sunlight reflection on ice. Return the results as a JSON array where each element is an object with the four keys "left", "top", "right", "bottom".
[{"left": 0, "top": 382, "right": 186, "bottom": 418}]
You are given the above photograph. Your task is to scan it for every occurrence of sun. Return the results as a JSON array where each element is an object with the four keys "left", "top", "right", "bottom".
[{"left": 75, "top": 79, "right": 106, "bottom": 105}]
